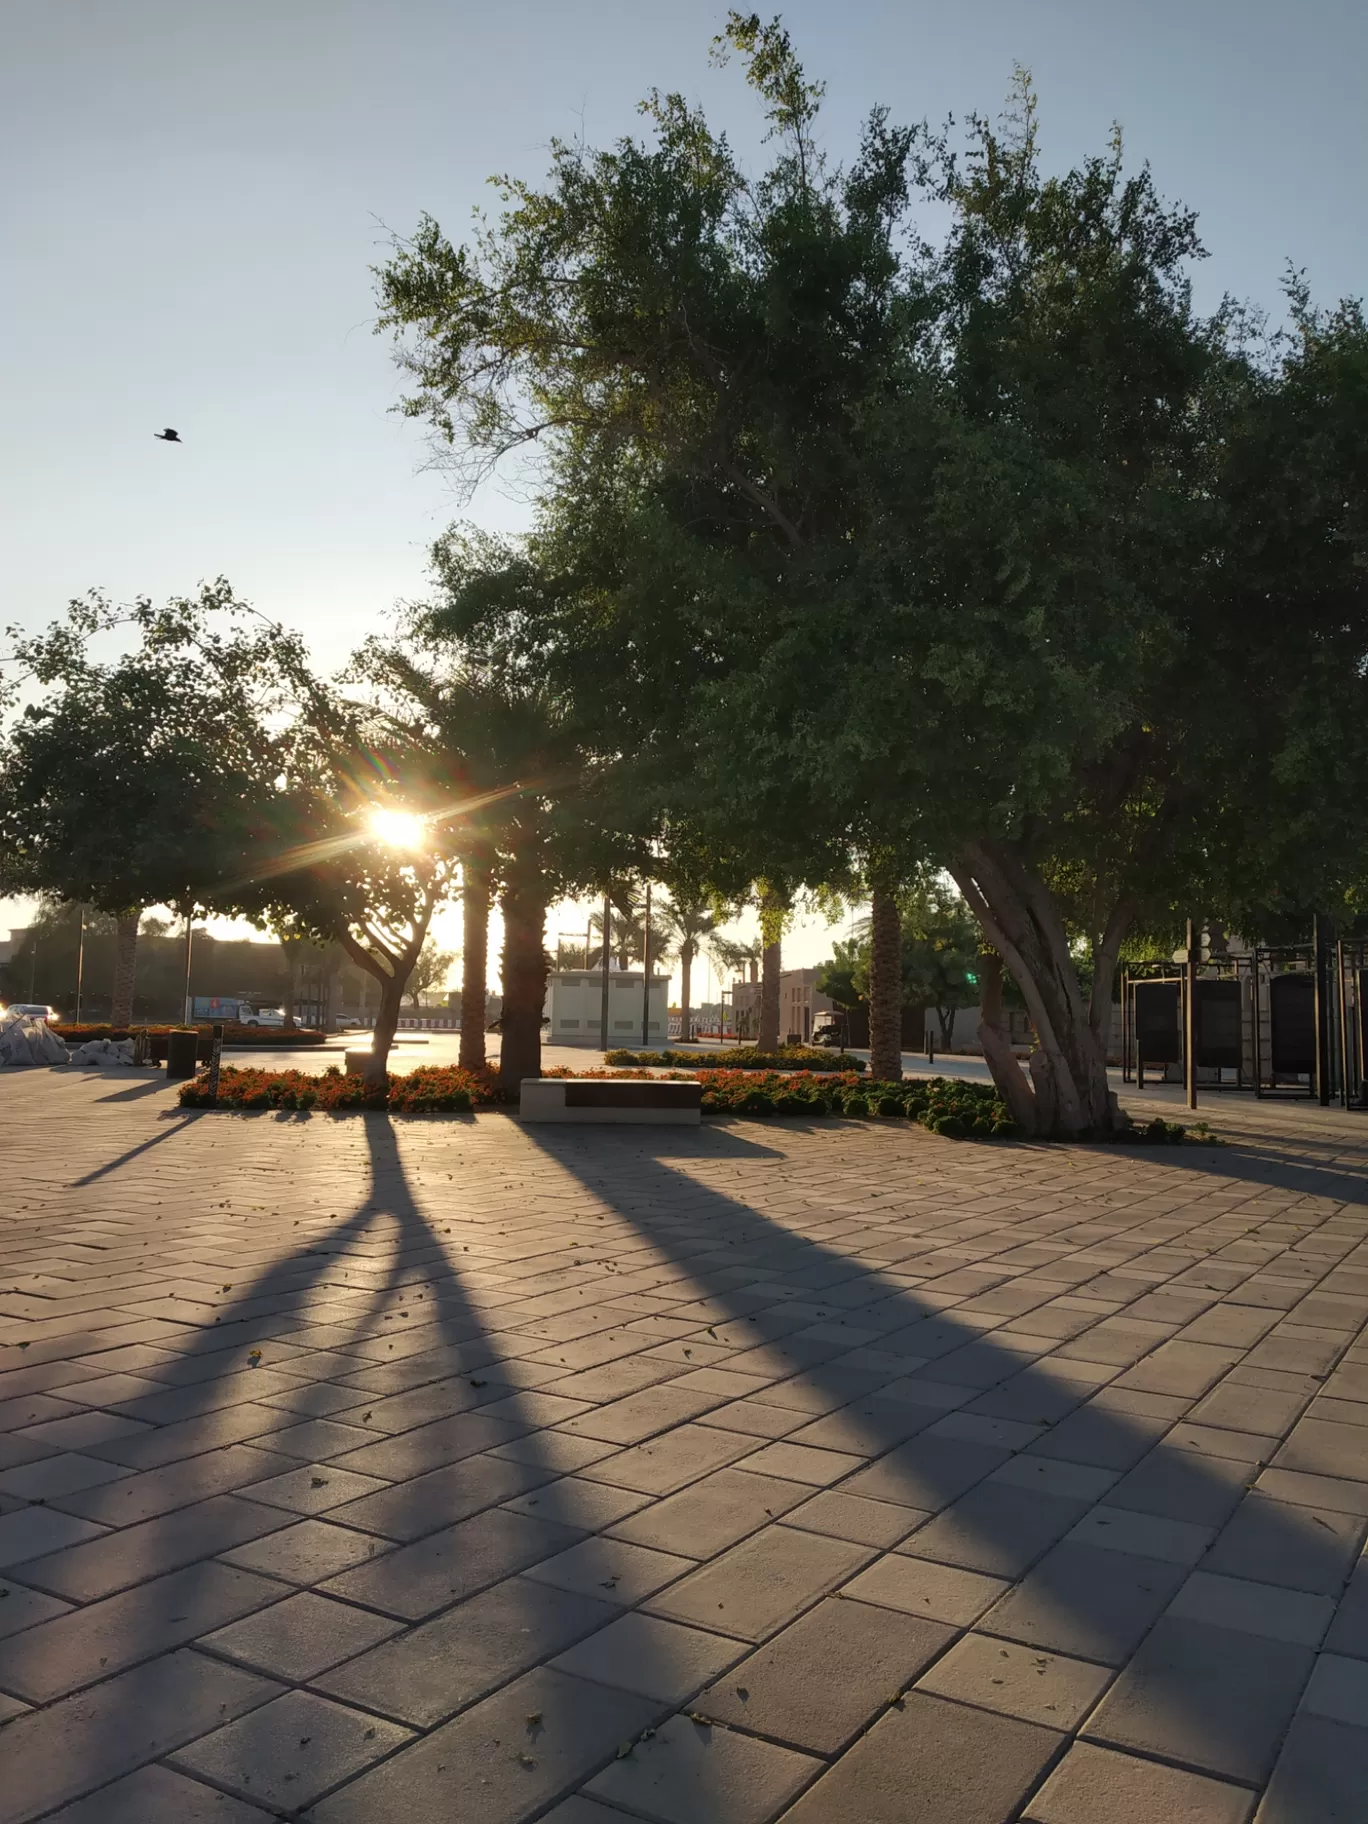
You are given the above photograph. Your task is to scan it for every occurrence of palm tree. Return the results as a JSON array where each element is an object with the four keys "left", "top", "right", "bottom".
[{"left": 654, "top": 890, "right": 732, "bottom": 1043}]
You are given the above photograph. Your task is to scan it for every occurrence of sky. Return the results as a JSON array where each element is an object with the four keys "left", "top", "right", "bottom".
[{"left": 4, "top": 0, "right": 1365, "bottom": 997}]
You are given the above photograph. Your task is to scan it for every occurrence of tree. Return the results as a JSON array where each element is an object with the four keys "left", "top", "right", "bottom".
[
  {"left": 899, "top": 878, "right": 982, "bottom": 1048},
  {"left": 405, "top": 936, "right": 456, "bottom": 1010},
  {"left": 218, "top": 738, "right": 458, "bottom": 1082},
  {"left": 376, "top": 18, "right": 1368, "bottom": 1135},
  {"left": 653, "top": 887, "right": 732, "bottom": 1043},
  {"left": 0, "top": 584, "right": 308, "bottom": 1025}
]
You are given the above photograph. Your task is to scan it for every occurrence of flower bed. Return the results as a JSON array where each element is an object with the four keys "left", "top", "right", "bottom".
[
  {"left": 604, "top": 1045, "right": 866, "bottom": 1073},
  {"left": 54, "top": 1023, "right": 326, "bottom": 1048},
  {"left": 177, "top": 1061, "right": 1203, "bottom": 1144},
  {"left": 179, "top": 1062, "right": 497, "bottom": 1112}
]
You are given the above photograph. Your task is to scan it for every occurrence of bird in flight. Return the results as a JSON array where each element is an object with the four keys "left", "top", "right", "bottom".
[{"left": 154, "top": 427, "right": 182, "bottom": 442}]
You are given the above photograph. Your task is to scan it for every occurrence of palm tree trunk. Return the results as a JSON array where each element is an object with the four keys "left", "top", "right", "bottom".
[
  {"left": 758, "top": 887, "right": 783, "bottom": 1051},
  {"left": 679, "top": 941, "right": 694, "bottom": 1045},
  {"left": 868, "top": 882, "right": 904, "bottom": 1081},
  {"left": 280, "top": 945, "right": 297, "bottom": 1030},
  {"left": 459, "top": 857, "right": 491, "bottom": 1072},
  {"left": 110, "top": 911, "right": 140, "bottom": 1027},
  {"left": 498, "top": 861, "right": 549, "bottom": 1092}
]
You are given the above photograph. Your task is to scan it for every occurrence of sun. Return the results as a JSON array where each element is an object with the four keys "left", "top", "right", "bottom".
[{"left": 366, "top": 807, "right": 427, "bottom": 851}]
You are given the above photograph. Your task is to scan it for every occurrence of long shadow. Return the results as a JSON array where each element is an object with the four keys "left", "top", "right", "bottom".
[
  {"left": 93, "top": 1077, "right": 176, "bottom": 1104},
  {"left": 508, "top": 1115, "right": 1366, "bottom": 1816},
  {"left": 68, "top": 1113, "right": 197, "bottom": 1185},
  {"left": 0, "top": 1112, "right": 664, "bottom": 1821},
  {"left": 7, "top": 1105, "right": 1358, "bottom": 1820}
]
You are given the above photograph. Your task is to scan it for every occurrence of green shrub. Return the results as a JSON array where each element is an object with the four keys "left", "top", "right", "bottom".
[
  {"left": 605, "top": 1046, "right": 865, "bottom": 1073},
  {"left": 842, "top": 1096, "right": 870, "bottom": 1118}
]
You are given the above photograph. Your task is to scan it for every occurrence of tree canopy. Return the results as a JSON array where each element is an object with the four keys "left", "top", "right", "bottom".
[{"left": 376, "top": 13, "right": 1368, "bottom": 1133}]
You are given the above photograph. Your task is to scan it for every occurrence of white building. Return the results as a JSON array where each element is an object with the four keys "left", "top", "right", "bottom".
[{"left": 545, "top": 970, "right": 670, "bottom": 1048}]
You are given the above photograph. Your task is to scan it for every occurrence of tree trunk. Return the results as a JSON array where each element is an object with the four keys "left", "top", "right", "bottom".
[
  {"left": 679, "top": 941, "right": 694, "bottom": 1045},
  {"left": 279, "top": 945, "right": 297, "bottom": 1030},
  {"left": 366, "top": 973, "right": 405, "bottom": 1087},
  {"left": 499, "top": 863, "right": 549, "bottom": 1093},
  {"left": 937, "top": 1005, "right": 955, "bottom": 1047},
  {"left": 460, "top": 857, "right": 491, "bottom": 1073},
  {"left": 758, "top": 935, "right": 781, "bottom": 1050},
  {"left": 110, "top": 911, "right": 140, "bottom": 1027},
  {"left": 952, "top": 841, "right": 1129, "bottom": 1138},
  {"left": 868, "top": 883, "right": 904, "bottom": 1081}
]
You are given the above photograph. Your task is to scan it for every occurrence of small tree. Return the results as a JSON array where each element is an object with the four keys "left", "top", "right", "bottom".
[
  {"left": 406, "top": 937, "right": 457, "bottom": 1010},
  {"left": 900, "top": 879, "right": 983, "bottom": 1048},
  {"left": 0, "top": 584, "right": 306, "bottom": 1025}
]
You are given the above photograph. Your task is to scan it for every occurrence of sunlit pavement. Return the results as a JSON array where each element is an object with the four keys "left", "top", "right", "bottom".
[{"left": 1, "top": 1069, "right": 1366, "bottom": 1822}]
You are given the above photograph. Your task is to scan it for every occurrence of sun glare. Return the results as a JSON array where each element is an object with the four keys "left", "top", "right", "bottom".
[{"left": 367, "top": 807, "right": 427, "bottom": 851}]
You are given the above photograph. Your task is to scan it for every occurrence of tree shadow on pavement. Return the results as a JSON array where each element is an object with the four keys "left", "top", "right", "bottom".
[{"left": 9, "top": 1108, "right": 1360, "bottom": 1823}]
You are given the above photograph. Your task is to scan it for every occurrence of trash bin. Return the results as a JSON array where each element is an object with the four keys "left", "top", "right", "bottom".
[
  {"left": 166, "top": 1029, "right": 200, "bottom": 1079},
  {"left": 345, "top": 1049, "right": 378, "bottom": 1079}
]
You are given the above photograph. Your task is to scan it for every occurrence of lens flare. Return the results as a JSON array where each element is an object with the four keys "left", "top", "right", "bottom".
[{"left": 367, "top": 807, "right": 427, "bottom": 851}]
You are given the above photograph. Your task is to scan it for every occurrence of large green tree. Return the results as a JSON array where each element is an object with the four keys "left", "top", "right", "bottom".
[
  {"left": 376, "top": 16, "right": 1368, "bottom": 1135},
  {"left": 0, "top": 584, "right": 306, "bottom": 1024}
]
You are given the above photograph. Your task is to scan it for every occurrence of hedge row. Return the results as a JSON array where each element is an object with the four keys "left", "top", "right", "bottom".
[
  {"left": 604, "top": 1045, "right": 866, "bottom": 1073},
  {"left": 54, "top": 1023, "right": 326, "bottom": 1047},
  {"left": 179, "top": 1062, "right": 497, "bottom": 1111},
  {"left": 178, "top": 1061, "right": 1203, "bottom": 1143}
]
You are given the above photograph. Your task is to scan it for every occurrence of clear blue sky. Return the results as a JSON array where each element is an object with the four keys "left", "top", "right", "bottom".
[{"left": 3, "top": 0, "right": 1365, "bottom": 976}]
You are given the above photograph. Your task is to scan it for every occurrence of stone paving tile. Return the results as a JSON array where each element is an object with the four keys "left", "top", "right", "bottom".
[
  {"left": 606, "top": 1466, "right": 811, "bottom": 1557},
  {"left": 42, "top": 1764, "right": 277, "bottom": 1822},
  {"left": 15, "top": 1493, "right": 291, "bottom": 1601},
  {"left": 585, "top": 1711, "right": 821, "bottom": 1823},
  {"left": 200, "top": 1588, "right": 403, "bottom": 1681},
  {"left": 321, "top": 1506, "right": 586, "bottom": 1619},
  {"left": 524, "top": 1535, "right": 696, "bottom": 1605},
  {"left": 1023, "top": 1741, "right": 1255, "bottom": 1823},
  {"left": 309, "top": 1664, "right": 664, "bottom": 1823},
  {"left": 1256, "top": 1712, "right": 1368, "bottom": 1821},
  {"left": 781, "top": 1688, "right": 1061, "bottom": 1823},
  {"left": 0, "top": 1559, "right": 284, "bottom": 1701},
  {"left": 981, "top": 1541, "right": 1188, "bottom": 1663},
  {"left": 897, "top": 1482, "right": 1089, "bottom": 1579},
  {"left": 5, "top": 1073, "right": 1368, "bottom": 1821},
  {"left": 1202, "top": 1491, "right": 1365, "bottom": 1593},
  {"left": 646, "top": 1524, "right": 874, "bottom": 1641},
  {"left": 168, "top": 1687, "right": 414, "bottom": 1811},
  {"left": 218, "top": 1517, "right": 392, "bottom": 1586},
  {"left": 1085, "top": 1615, "right": 1315, "bottom": 1783},
  {"left": 0, "top": 1648, "right": 281, "bottom": 1824},
  {"left": 0, "top": 1506, "right": 108, "bottom": 1569},
  {"left": 576, "top": 1423, "right": 760, "bottom": 1494},
  {"left": 551, "top": 1609, "right": 747, "bottom": 1704},
  {"left": 916, "top": 1631, "right": 1111, "bottom": 1730},
  {"left": 699, "top": 1595, "right": 954, "bottom": 1753},
  {"left": 783, "top": 1486, "right": 927, "bottom": 1547},
  {"left": 0, "top": 1577, "right": 73, "bottom": 1640},
  {"left": 317, "top": 1573, "right": 617, "bottom": 1725},
  {"left": 844, "top": 1552, "right": 1009, "bottom": 1626},
  {"left": 326, "top": 1450, "right": 551, "bottom": 1539}
]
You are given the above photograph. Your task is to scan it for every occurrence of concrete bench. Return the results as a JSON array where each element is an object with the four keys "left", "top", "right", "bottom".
[{"left": 520, "top": 1078, "right": 702, "bottom": 1124}]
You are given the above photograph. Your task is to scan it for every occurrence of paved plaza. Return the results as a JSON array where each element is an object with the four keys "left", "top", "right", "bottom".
[{"left": 1, "top": 1070, "right": 1367, "bottom": 1822}]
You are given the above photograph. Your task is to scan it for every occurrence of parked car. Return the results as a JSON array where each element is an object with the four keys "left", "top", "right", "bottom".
[{"left": 3, "top": 1003, "right": 58, "bottom": 1023}]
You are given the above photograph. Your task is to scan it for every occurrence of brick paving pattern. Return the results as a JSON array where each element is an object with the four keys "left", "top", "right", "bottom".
[{"left": 1, "top": 1066, "right": 1366, "bottom": 1821}]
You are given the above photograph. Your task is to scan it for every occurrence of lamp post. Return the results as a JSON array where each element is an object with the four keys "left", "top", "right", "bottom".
[
  {"left": 641, "top": 880, "right": 652, "bottom": 1047},
  {"left": 74, "top": 908, "right": 86, "bottom": 1023},
  {"left": 182, "top": 910, "right": 195, "bottom": 1025}
]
